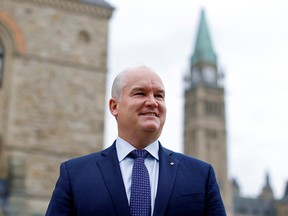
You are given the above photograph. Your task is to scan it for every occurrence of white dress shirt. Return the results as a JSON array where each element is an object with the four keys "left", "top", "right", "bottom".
[{"left": 116, "top": 137, "right": 159, "bottom": 215}]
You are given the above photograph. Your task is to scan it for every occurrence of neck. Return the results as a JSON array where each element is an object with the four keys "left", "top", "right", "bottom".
[{"left": 118, "top": 133, "right": 158, "bottom": 149}]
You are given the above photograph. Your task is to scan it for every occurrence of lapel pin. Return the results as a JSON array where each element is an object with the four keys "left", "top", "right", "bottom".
[{"left": 170, "top": 162, "right": 174, "bottom": 166}]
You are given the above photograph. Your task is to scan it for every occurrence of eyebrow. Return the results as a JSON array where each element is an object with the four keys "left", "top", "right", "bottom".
[
  {"left": 130, "top": 87, "right": 165, "bottom": 96},
  {"left": 156, "top": 89, "right": 165, "bottom": 97}
]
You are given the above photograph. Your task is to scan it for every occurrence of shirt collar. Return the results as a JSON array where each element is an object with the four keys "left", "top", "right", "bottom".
[{"left": 116, "top": 136, "right": 159, "bottom": 162}]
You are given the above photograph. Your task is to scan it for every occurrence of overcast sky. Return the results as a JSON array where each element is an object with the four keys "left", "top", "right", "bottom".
[{"left": 104, "top": 0, "right": 288, "bottom": 199}]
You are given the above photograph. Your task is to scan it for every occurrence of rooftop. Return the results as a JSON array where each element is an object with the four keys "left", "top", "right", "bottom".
[{"left": 79, "top": 0, "right": 114, "bottom": 9}]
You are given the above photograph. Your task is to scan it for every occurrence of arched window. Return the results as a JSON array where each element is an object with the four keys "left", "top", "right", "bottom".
[{"left": 0, "top": 40, "right": 4, "bottom": 87}]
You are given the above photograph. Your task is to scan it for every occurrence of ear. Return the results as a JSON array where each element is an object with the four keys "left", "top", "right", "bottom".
[{"left": 109, "top": 98, "right": 118, "bottom": 116}]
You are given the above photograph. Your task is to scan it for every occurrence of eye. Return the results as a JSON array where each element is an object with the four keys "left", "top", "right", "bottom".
[
  {"left": 134, "top": 92, "right": 145, "bottom": 96},
  {"left": 155, "top": 94, "right": 164, "bottom": 99}
]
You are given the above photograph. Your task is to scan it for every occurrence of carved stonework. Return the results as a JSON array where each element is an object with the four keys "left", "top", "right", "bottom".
[{"left": 10, "top": 0, "right": 114, "bottom": 19}]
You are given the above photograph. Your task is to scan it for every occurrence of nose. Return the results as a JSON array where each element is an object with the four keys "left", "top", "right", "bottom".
[{"left": 145, "top": 95, "right": 158, "bottom": 107}]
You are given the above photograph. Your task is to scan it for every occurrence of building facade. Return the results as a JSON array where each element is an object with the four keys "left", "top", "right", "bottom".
[
  {"left": 233, "top": 174, "right": 288, "bottom": 216},
  {"left": 0, "top": 0, "right": 113, "bottom": 215}
]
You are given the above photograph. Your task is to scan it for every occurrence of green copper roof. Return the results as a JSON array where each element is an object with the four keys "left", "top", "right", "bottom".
[
  {"left": 79, "top": 0, "right": 114, "bottom": 9},
  {"left": 191, "top": 9, "right": 217, "bottom": 66}
]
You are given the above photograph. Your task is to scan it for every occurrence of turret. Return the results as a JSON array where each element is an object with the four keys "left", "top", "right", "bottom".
[{"left": 259, "top": 172, "right": 274, "bottom": 200}]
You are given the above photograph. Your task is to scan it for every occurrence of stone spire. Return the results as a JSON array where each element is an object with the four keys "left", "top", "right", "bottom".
[
  {"left": 191, "top": 9, "right": 217, "bottom": 66},
  {"left": 259, "top": 172, "right": 274, "bottom": 200}
]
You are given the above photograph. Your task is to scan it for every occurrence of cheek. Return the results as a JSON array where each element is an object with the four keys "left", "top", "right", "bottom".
[
  {"left": 118, "top": 101, "right": 141, "bottom": 117},
  {"left": 129, "top": 99, "right": 145, "bottom": 110},
  {"left": 159, "top": 103, "right": 167, "bottom": 114}
]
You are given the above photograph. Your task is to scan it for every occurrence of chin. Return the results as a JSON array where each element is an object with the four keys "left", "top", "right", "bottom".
[
  {"left": 142, "top": 124, "right": 161, "bottom": 133},
  {"left": 144, "top": 128, "right": 159, "bottom": 133}
]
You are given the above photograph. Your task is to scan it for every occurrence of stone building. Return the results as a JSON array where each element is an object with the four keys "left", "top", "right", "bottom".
[
  {"left": 233, "top": 174, "right": 288, "bottom": 216},
  {"left": 0, "top": 0, "right": 113, "bottom": 215}
]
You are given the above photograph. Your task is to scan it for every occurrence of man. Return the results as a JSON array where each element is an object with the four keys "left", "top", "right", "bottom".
[{"left": 46, "top": 65, "right": 226, "bottom": 215}]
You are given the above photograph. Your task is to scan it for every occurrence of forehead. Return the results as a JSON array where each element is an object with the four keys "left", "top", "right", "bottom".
[{"left": 124, "top": 69, "right": 165, "bottom": 91}]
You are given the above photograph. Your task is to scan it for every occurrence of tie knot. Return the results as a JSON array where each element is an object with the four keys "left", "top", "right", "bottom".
[{"left": 130, "top": 149, "right": 149, "bottom": 159}]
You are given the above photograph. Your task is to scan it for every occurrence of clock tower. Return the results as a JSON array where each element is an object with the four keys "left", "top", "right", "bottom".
[{"left": 184, "top": 9, "right": 232, "bottom": 214}]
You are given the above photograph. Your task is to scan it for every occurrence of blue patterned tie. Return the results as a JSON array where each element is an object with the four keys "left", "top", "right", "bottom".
[{"left": 130, "top": 149, "right": 151, "bottom": 216}]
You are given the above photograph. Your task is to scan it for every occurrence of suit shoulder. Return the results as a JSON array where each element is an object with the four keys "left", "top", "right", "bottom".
[
  {"left": 163, "top": 147, "right": 211, "bottom": 169},
  {"left": 171, "top": 151, "right": 216, "bottom": 178},
  {"left": 63, "top": 145, "right": 115, "bottom": 168},
  {"left": 176, "top": 152, "right": 209, "bottom": 165},
  {"left": 61, "top": 152, "right": 98, "bottom": 170}
]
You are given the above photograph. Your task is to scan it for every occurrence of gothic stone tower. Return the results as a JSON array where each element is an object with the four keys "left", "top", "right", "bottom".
[
  {"left": 0, "top": 0, "right": 113, "bottom": 215},
  {"left": 184, "top": 10, "right": 232, "bottom": 214}
]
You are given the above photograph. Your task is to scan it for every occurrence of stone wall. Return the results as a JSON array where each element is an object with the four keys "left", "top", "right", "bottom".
[{"left": 0, "top": 0, "right": 113, "bottom": 214}]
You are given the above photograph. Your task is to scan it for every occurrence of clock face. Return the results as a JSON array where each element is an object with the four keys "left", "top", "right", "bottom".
[{"left": 203, "top": 66, "right": 216, "bottom": 84}]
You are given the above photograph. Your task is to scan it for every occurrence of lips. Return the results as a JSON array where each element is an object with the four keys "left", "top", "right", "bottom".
[{"left": 140, "top": 112, "right": 158, "bottom": 117}]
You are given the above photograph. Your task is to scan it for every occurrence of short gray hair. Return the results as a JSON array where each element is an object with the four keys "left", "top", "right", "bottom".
[
  {"left": 111, "top": 69, "right": 128, "bottom": 100},
  {"left": 111, "top": 65, "right": 154, "bottom": 100}
]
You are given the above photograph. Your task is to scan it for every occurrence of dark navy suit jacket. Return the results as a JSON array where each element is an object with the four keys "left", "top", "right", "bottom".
[{"left": 46, "top": 142, "right": 226, "bottom": 216}]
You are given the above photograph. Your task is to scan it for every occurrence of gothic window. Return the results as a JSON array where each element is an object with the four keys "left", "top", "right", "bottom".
[
  {"left": 78, "top": 30, "right": 90, "bottom": 43},
  {"left": 0, "top": 41, "right": 4, "bottom": 87},
  {"left": 190, "top": 102, "right": 196, "bottom": 116},
  {"left": 206, "top": 129, "right": 217, "bottom": 138},
  {"left": 205, "top": 101, "right": 222, "bottom": 116}
]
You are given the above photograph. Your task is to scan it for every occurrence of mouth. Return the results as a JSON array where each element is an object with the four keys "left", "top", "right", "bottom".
[{"left": 140, "top": 112, "right": 158, "bottom": 117}]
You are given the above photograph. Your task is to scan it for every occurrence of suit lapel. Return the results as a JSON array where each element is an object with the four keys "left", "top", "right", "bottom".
[
  {"left": 153, "top": 144, "right": 179, "bottom": 216},
  {"left": 97, "top": 143, "right": 130, "bottom": 216}
]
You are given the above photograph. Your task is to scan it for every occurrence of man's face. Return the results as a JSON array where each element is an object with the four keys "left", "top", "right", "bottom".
[{"left": 111, "top": 68, "right": 166, "bottom": 142}]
